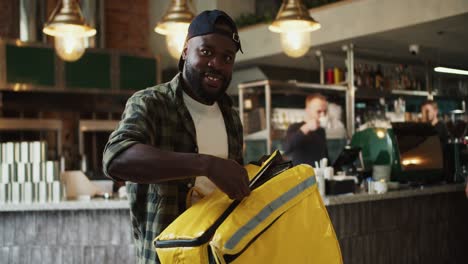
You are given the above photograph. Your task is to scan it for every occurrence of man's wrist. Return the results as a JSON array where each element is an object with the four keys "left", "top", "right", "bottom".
[{"left": 199, "top": 154, "right": 215, "bottom": 179}]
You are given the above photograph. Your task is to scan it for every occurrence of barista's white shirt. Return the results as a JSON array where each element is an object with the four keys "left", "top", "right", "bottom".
[{"left": 183, "top": 92, "right": 228, "bottom": 203}]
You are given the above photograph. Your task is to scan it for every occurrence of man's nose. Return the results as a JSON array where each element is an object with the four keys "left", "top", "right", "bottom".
[{"left": 207, "top": 56, "right": 223, "bottom": 69}]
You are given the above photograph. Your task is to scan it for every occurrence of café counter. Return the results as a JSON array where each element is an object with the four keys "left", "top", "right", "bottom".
[
  {"left": 1, "top": 184, "right": 467, "bottom": 264},
  {"left": 325, "top": 183, "right": 468, "bottom": 264}
]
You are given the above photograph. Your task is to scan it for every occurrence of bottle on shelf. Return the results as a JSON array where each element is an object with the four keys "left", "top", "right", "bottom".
[
  {"left": 354, "top": 64, "right": 363, "bottom": 87},
  {"left": 369, "top": 65, "right": 376, "bottom": 90},
  {"left": 354, "top": 62, "right": 426, "bottom": 92},
  {"left": 363, "top": 64, "right": 371, "bottom": 89},
  {"left": 401, "top": 65, "right": 411, "bottom": 90},
  {"left": 375, "top": 64, "right": 384, "bottom": 91},
  {"left": 326, "top": 68, "right": 334, "bottom": 84},
  {"left": 333, "top": 67, "right": 341, "bottom": 84}
]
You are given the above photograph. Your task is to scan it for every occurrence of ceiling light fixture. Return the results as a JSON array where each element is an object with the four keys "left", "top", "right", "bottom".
[
  {"left": 434, "top": 67, "right": 468, "bottom": 76},
  {"left": 43, "top": 0, "right": 96, "bottom": 62},
  {"left": 269, "top": 0, "right": 321, "bottom": 58},
  {"left": 155, "top": 0, "right": 194, "bottom": 59}
]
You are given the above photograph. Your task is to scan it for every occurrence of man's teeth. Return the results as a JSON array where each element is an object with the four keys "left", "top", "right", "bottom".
[{"left": 206, "top": 75, "right": 220, "bottom": 81}]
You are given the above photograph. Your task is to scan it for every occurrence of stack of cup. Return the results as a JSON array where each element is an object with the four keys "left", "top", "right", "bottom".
[
  {"left": 0, "top": 141, "right": 64, "bottom": 204},
  {"left": 314, "top": 158, "right": 334, "bottom": 197}
]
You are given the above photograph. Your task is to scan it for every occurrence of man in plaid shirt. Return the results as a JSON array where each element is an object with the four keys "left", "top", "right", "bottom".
[{"left": 103, "top": 10, "right": 250, "bottom": 264}]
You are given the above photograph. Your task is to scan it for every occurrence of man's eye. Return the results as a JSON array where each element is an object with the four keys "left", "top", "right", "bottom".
[
  {"left": 225, "top": 55, "right": 233, "bottom": 63},
  {"left": 201, "top": 49, "right": 211, "bottom": 56}
]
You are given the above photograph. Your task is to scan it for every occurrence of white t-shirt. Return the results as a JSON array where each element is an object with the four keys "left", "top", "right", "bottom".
[{"left": 183, "top": 92, "right": 228, "bottom": 203}]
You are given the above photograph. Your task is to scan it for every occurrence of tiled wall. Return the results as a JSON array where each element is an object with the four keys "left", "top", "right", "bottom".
[{"left": 0, "top": 209, "right": 135, "bottom": 264}]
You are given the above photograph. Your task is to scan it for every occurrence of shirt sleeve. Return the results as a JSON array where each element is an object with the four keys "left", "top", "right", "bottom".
[
  {"left": 283, "top": 123, "right": 304, "bottom": 155},
  {"left": 102, "top": 92, "right": 160, "bottom": 179},
  {"left": 435, "top": 122, "right": 449, "bottom": 145}
]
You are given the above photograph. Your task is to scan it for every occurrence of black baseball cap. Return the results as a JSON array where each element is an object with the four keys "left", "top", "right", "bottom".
[{"left": 178, "top": 10, "right": 243, "bottom": 71}]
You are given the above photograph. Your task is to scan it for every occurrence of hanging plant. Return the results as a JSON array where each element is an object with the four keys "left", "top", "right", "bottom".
[
  {"left": 235, "top": 12, "right": 275, "bottom": 29},
  {"left": 235, "top": 0, "right": 343, "bottom": 29}
]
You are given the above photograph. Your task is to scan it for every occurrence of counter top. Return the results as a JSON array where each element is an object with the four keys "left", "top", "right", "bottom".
[
  {"left": 324, "top": 183, "right": 465, "bottom": 206},
  {"left": 0, "top": 199, "right": 129, "bottom": 212},
  {"left": 1, "top": 184, "right": 465, "bottom": 212}
]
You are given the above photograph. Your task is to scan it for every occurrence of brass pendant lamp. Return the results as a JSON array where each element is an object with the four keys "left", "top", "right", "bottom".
[
  {"left": 43, "top": 0, "right": 96, "bottom": 62},
  {"left": 269, "top": 0, "right": 321, "bottom": 58},
  {"left": 154, "top": 0, "right": 195, "bottom": 59}
]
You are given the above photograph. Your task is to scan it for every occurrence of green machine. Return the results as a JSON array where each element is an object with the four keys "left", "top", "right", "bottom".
[{"left": 350, "top": 122, "right": 445, "bottom": 183}]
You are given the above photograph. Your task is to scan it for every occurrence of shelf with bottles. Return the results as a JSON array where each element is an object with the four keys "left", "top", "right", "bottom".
[
  {"left": 356, "top": 63, "right": 424, "bottom": 90},
  {"left": 353, "top": 95, "right": 468, "bottom": 133},
  {"left": 354, "top": 62, "right": 431, "bottom": 98},
  {"left": 317, "top": 58, "right": 433, "bottom": 101},
  {"left": 354, "top": 97, "right": 407, "bottom": 130},
  {"left": 354, "top": 63, "right": 468, "bottom": 100}
]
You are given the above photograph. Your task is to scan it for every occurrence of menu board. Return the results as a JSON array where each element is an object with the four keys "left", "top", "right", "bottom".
[
  {"left": 65, "top": 51, "right": 111, "bottom": 90},
  {"left": 120, "top": 55, "right": 157, "bottom": 90},
  {"left": 6, "top": 44, "right": 55, "bottom": 87}
]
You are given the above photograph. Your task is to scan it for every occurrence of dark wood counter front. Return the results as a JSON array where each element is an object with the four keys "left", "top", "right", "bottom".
[{"left": 327, "top": 184, "right": 468, "bottom": 264}]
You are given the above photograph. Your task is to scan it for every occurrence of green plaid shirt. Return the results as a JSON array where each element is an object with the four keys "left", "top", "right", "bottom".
[{"left": 102, "top": 73, "right": 243, "bottom": 264}]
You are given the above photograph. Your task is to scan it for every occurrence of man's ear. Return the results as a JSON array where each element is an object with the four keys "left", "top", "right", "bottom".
[{"left": 182, "top": 43, "right": 188, "bottom": 60}]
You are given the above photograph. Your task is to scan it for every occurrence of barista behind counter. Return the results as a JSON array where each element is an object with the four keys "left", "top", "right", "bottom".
[
  {"left": 421, "top": 100, "right": 449, "bottom": 144},
  {"left": 283, "top": 94, "right": 329, "bottom": 166}
]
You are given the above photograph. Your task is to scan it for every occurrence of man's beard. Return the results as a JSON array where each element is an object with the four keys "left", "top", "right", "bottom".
[{"left": 184, "top": 60, "right": 231, "bottom": 104}]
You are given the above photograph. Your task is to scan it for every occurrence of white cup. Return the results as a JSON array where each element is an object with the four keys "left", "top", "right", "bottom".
[
  {"left": 319, "top": 115, "right": 329, "bottom": 128},
  {"left": 23, "top": 182, "right": 33, "bottom": 203},
  {"left": 324, "top": 167, "right": 334, "bottom": 180},
  {"left": 11, "top": 182, "right": 21, "bottom": 203},
  {"left": 1, "top": 164, "right": 12, "bottom": 183},
  {"left": 373, "top": 165, "right": 391, "bottom": 182},
  {"left": 374, "top": 181, "right": 388, "bottom": 194},
  {"left": 314, "top": 168, "right": 325, "bottom": 197},
  {"left": 51, "top": 181, "right": 62, "bottom": 203},
  {"left": 38, "top": 182, "right": 47, "bottom": 203},
  {"left": 0, "top": 183, "right": 9, "bottom": 203}
]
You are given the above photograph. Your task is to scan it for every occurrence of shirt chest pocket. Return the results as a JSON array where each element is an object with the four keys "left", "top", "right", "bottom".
[{"left": 157, "top": 115, "right": 197, "bottom": 153}]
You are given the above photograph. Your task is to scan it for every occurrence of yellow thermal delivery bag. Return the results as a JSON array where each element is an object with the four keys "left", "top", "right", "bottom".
[{"left": 154, "top": 151, "right": 342, "bottom": 263}]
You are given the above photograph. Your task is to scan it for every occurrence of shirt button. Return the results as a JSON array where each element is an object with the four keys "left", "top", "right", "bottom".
[{"left": 187, "top": 183, "right": 193, "bottom": 188}]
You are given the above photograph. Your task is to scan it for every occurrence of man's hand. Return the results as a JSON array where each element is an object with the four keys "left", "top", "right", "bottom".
[
  {"left": 300, "top": 119, "right": 319, "bottom": 134},
  {"left": 206, "top": 157, "right": 251, "bottom": 200}
]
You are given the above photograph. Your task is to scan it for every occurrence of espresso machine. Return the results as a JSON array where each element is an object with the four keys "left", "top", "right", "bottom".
[{"left": 351, "top": 122, "right": 445, "bottom": 184}]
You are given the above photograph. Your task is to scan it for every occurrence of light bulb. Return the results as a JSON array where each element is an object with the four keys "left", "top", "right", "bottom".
[
  {"left": 166, "top": 31, "right": 187, "bottom": 59},
  {"left": 375, "top": 128, "right": 386, "bottom": 139},
  {"left": 54, "top": 34, "right": 87, "bottom": 62},
  {"left": 160, "top": 22, "right": 189, "bottom": 59},
  {"left": 280, "top": 30, "right": 311, "bottom": 58},
  {"left": 277, "top": 20, "right": 312, "bottom": 58}
]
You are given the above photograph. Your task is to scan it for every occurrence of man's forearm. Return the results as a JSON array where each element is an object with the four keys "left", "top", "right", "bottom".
[{"left": 107, "top": 143, "right": 211, "bottom": 184}]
